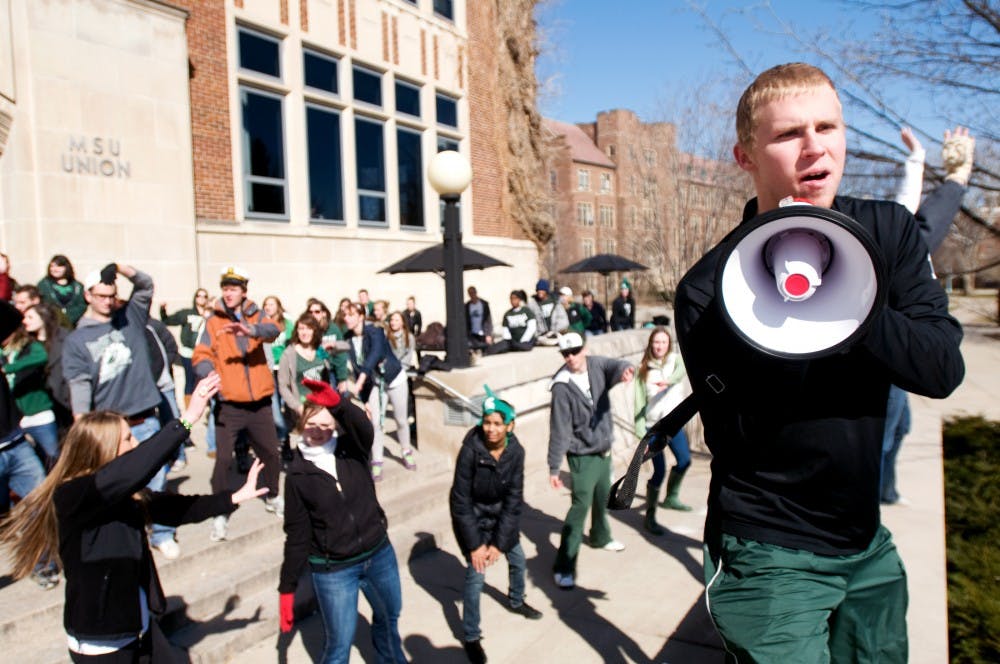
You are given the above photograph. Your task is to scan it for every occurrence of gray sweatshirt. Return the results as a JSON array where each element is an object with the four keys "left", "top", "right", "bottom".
[
  {"left": 63, "top": 270, "right": 161, "bottom": 417},
  {"left": 547, "top": 354, "right": 632, "bottom": 474}
]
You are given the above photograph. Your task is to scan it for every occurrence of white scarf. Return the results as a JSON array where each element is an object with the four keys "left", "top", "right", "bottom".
[{"left": 299, "top": 437, "right": 339, "bottom": 480}]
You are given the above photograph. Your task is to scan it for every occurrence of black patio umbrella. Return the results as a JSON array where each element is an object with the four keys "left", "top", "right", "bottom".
[
  {"left": 559, "top": 253, "right": 650, "bottom": 304},
  {"left": 378, "top": 243, "right": 511, "bottom": 276}
]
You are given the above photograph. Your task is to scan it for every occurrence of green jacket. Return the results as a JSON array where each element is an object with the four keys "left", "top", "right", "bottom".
[
  {"left": 3, "top": 340, "right": 53, "bottom": 416},
  {"left": 37, "top": 277, "right": 86, "bottom": 327},
  {"left": 323, "top": 323, "right": 350, "bottom": 383}
]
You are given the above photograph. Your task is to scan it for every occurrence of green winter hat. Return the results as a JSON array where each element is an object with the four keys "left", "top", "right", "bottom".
[
  {"left": 620, "top": 278, "right": 632, "bottom": 290},
  {"left": 480, "top": 385, "right": 516, "bottom": 424}
]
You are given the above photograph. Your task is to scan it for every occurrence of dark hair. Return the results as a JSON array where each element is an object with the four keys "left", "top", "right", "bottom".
[
  {"left": 291, "top": 313, "right": 323, "bottom": 349},
  {"left": 48, "top": 255, "right": 76, "bottom": 282},
  {"left": 510, "top": 289, "right": 527, "bottom": 303},
  {"left": 14, "top": 284, "right": 40, "bottom": 299},
  {"left": 306, "top": 298, "right": 332, "bottom": 324},
  {"left": 25, "top": 303, "right": 62, "bottom": 353},
  {"left": 346, "top": 302, "right": 366, "bottom": 317},
  {"left": 192, "top": 288, "right": 209, "bottom": 308},
  {"left": 334, "top": 297, "right": 351, "bottom": 327}
]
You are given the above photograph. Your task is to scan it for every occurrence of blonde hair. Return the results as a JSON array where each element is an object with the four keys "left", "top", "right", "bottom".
[
  {"left": 736, "top": 63, "right": 838, "bottom": 150},
  {"left": 0, "top": 412, "right": 125, "bottom": 579},
  {"left": 637, "top": 326, "right": 673, "bottom": 384}
]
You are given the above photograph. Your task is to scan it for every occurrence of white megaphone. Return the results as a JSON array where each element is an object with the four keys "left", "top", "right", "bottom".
[{"left": 716, "top": 202, "right": 887, "bottom": 359}]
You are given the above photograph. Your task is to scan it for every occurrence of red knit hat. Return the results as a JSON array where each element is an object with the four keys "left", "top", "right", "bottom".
[{"left": 301, "top": 379, "right": 341, "bottom": 409}]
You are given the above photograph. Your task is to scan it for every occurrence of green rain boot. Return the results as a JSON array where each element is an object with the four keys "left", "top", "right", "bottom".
[
  {"left": 644, "top": 482, "right": 665, "bottom": 535},
  {"left": 660, "top": 467, "right": 693, "bottom": 511}
]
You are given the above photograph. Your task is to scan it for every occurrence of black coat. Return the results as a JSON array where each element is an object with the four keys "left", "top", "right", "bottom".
[
  {"left": 279, "top": 399, "right": 387, "bottom": 593},
  {"left": 345, "top": 324, "right": 402, "bottom": 402},
  {"left": 449, "top": 427, "right": 525, "bottom": 555},
  {"left": 55, "top": 421, "right": 237, "bottom": 640},
  {"left": 675, "top": 196, "right": 964, "bottom": 557}
]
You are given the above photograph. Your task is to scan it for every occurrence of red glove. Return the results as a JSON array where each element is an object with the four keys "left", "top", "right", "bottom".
[
  {"left": 301, "top": 378, "right": 341, "bottom": 409},
  {"left": 279, "top": 592, "right": 295, "bottom": 633}
]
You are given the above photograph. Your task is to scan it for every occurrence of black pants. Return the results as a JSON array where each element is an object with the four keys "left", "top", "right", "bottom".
[
  {"left": 211, "top": 400, "right": 281, "bottom": 497},
  {"left": 484, "top": 339, "right": 534, "bottom": 355}
]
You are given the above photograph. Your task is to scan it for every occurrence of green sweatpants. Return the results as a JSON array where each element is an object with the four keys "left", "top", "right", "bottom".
[
  {"left": 704, "top": 525, "right": 907, "bottom": 664},
  {"left": 553, "top": 452, "right": 613, "bottom": 575}
]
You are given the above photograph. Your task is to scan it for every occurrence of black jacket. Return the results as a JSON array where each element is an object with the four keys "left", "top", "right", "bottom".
[
  {"left": 610, "top": 295, "right": 635, "bottom": 330},
  {"left": 449, "top": 427, "right": 525, "bottom": 555},
  {"left": 675, "top": 196, "right": 964, "bottom": 557},
  {"left": 464, "top": 298, "right": 493, "bottom": 338},
  {"left": 55, "top": 421, "right": 237, "bottom": 640},
  {"left": 279, "top": 399, "right": 387, "bottom": 593},
  {"left": 585, "top": 301, "right": 608, "bottom": 333}
]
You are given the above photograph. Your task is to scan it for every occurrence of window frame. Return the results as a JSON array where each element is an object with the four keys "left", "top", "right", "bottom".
[
  {"left": 303, "top": 48, "right": 340, "bottom": 96},
  {"left": 237, "top": 25, "right": 282, "bottom": 81},
  {"left": 352, "top": 63, "right": 384, "bottom": 109},
  {"left": 396, "top": 125, "right": 425, "bottom": 230},
  {"left": 304, "top": 101, "right": 346, "bottom": 225},
  {"left": 394, "top": 78, "right": 422, "bottom": 119},
  {"left": 354, "top": 114, "right": 388, "bottom": 227},
  {"left": 240, "top": 85, "right": 289, "bottom": 221}
]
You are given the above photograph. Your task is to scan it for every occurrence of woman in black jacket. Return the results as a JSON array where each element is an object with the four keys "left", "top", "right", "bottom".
[
  {"left": 0, "top": 373, "right": 265, "bottom": 663},
  {"left": 278, "top": 379, "right": 406, "bottom": 664},
  {"left": 449, "top": 388, "right": 542, "bottom": 664}
]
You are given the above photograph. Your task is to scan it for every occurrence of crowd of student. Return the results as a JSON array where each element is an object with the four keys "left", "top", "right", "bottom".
[{"left": 0, "top": 59, "right": 972, "bottom": 664}]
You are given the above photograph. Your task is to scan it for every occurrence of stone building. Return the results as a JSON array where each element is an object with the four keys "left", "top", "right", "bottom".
[{"left": 0, "top": 0, "right": 541, "bottom": 320}]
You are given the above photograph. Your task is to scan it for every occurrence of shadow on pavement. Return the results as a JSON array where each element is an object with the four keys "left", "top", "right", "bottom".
[
  {"left": 519, "top": 502, "right": 649, "bottom": 663},
  {"left": 651, "top": 592, "right": 727, "bottom": 663}
]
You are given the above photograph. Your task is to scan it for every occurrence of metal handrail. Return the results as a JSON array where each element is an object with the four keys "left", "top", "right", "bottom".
[{"left": 410, "top": 370, "right": 480, "bottom": 414}]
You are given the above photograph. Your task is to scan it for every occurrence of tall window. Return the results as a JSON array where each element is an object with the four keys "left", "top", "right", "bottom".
[
  {"left": 397, "top": 127, "right": 424, "bottom": 228},
  {"left": 577, "top": 169, "right": 590, "bottom": 191},
  {"left": 582, "top": 239, "right": 594, "bottom": 258},
  {"left": 645, "top": 148, "right": 656, "bottom": 167},
  {"left": 353, "top": 65, "right": 382, "bottom": 107},
  {"left": 600, "top": 173, "right": 611, "bottom": 193},
  {"left": 577, "top": 202, "right": 594, "bottom": 226},
  {"left": 304, "top": 50, "right": 338, "bottom": 94},
  {"left": 436, "top": 92, "right": 458, "bottom": 128},
  {"left": 305, "top": 105, "right": 343, "bottom": 222},
  {"left": 238, "top": 28, "right": 280, "bottom": 78},
  {"left": 241, "top": 87, "right": 286, "bottom": 217},
  {"left": 355, "top": 117, "right": 386, "bottom": 223},
  {"left": 549, "top": 169, "right": 557, "bottom": 192},
  {"left": 599, "top": 205, "right": 614, "bottom": 227}
]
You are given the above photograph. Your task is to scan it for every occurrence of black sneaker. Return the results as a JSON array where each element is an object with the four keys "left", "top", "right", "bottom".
[
  {"left": 463, "top": 639, "right": 487, "bottom": 664},
  {"left": 509, "top": 602, "right": 543, "bottom": 620}
]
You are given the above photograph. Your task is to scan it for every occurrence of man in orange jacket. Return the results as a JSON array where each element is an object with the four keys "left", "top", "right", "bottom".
[{"left": 193, "top": 266, "right": 282, "bottom": 542}]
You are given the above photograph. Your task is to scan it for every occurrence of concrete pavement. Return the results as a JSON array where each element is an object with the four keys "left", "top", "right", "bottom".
[{"left": 240, "top": 298, "right": 999, "bottom": 663}]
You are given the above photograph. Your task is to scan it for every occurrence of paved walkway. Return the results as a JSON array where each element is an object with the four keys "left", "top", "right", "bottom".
[{"left": 241, "top": 297, "right": 998, "bottom": 663}]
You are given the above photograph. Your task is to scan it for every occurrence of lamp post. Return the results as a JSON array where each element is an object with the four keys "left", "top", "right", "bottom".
[{"left": 427, "top": 150, "right": 473, "bottom": 368}]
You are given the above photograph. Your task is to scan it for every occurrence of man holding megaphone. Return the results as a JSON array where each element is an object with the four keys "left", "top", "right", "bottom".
[{"left": 672, "top": 63, "right": 964, "bottom": 663}]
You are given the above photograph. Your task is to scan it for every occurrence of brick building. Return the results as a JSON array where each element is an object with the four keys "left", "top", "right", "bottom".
[
  {"left": 0, "top": 0, "right": 539, "bottom": 320},
  {"left": 544, "top": 109, "right": 750, "bottom": 304}
]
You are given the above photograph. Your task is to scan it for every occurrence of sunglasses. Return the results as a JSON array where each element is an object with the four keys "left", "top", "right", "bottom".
[
  {"left": 560, "top": 347, "right": 583, "bottom": 358},
  {"left": 309, "top": 308, "right": 324, "bottom": 314}
]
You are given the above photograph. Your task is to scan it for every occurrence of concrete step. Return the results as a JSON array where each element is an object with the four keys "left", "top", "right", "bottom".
[{"left": 0, "top": 445, "right": 456, "bottom": 663}]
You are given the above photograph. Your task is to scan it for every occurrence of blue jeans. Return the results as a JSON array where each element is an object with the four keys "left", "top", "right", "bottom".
[
  {"left": 310, "top": 541, "right": 406, "bottom": 664},
  {"left": 24, "top": 419, "right": 60, "bottom": 464},
  {"left": 649, "top": 428, "right": 692, "bottom": 488},
  {"left": 271, "top": 371, "right": 288, "bottom": 442},
  {"left": 0, "top": 437, "right": 45, "bottom": 513},
  {"left": 130, "top": 416, "right": 175, "bottom": 546},
  {"left": 205, "top": 399, "right": 217, "bottom": 453},
  {"left": 462, "top": 542, "right": 527, "bottom": 641},
  {"left": 880, "top": 385, "right": 910, "bottom": 503}
]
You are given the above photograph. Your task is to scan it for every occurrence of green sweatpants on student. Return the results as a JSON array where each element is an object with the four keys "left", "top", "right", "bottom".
[
  {"left": 704, "top": 525, "right": 907, "bottom": 664},
  {"left": 553, "top": 452, "right": 613, "bottom": 575}
]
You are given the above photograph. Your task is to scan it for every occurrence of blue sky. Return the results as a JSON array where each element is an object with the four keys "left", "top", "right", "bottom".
[{"left": 535, "top": 1, "right": 946, "bottom": 159}]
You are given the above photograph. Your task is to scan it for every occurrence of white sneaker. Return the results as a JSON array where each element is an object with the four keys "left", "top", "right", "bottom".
[
  {"left": 601, "top": 540, "right": 626, "bottom": 552},
  {"left": 553, "top": 572, "right": 575, "bottom": 589},
  {"left": 170, "top": 459, "right": 187, "bottom": 472},
  {"left": 265, "top": 495, "right": 284, "bottom": 517},
  {"left": 210, "top": 515, "right": 228, "bottom": 542},
  {"left": 154, "top": 539, "right": 181, "bottom": 560}
]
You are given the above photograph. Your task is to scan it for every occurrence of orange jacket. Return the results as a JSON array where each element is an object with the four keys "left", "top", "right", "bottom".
[{"left": 191, "top": 299, "right": 279, "bottom": 403}]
